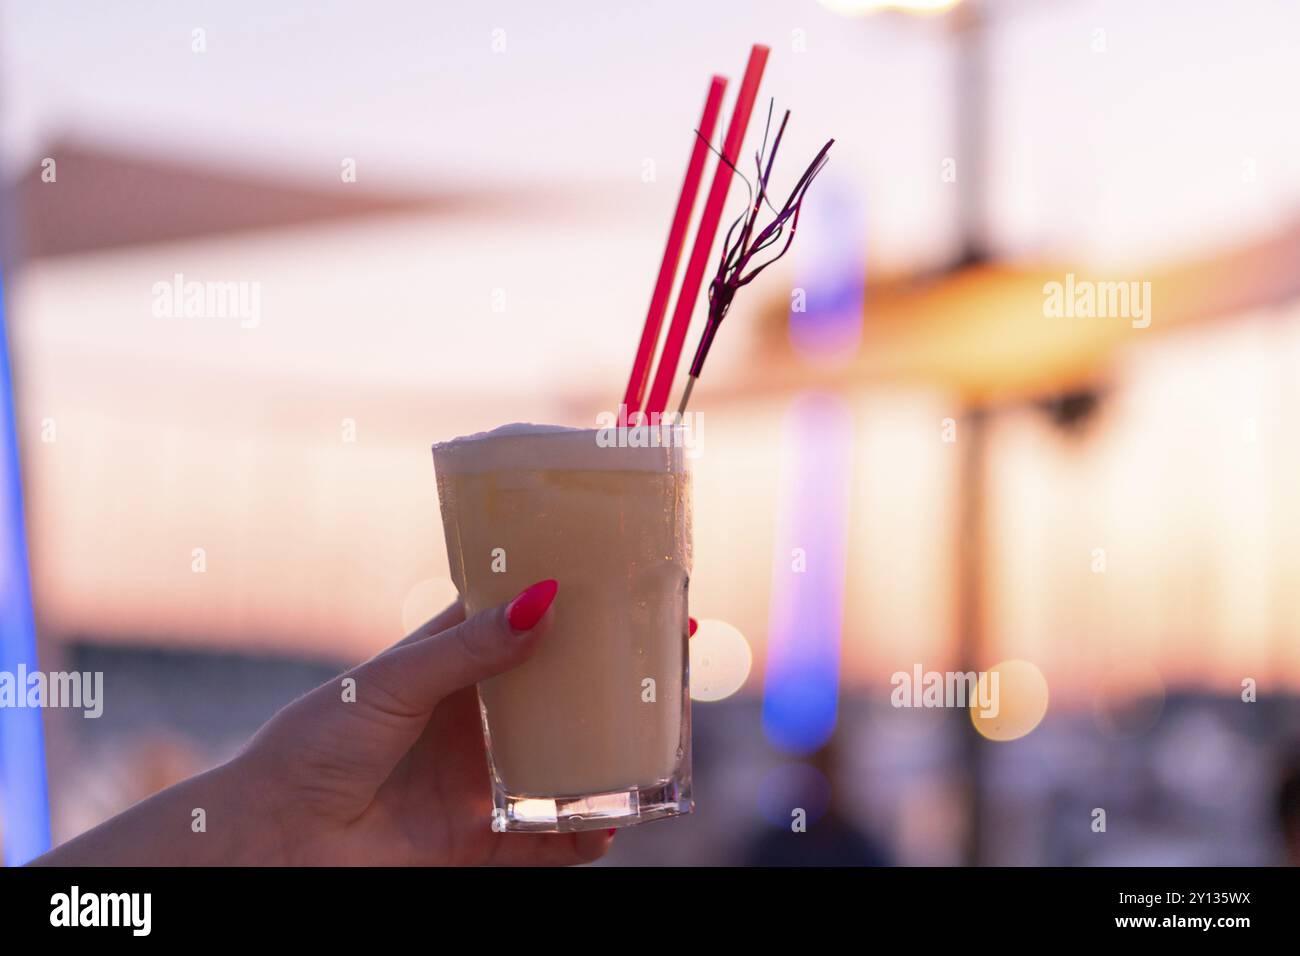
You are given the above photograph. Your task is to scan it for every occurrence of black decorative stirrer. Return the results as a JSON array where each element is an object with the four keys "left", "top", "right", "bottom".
[{"left": 676, "top": 101, "right": 834, "bottom": 417}]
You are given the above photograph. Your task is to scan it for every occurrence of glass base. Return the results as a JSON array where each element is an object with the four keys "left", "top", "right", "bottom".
[{"left": 493, "top": 778, "right": 693, "bottom": 832}]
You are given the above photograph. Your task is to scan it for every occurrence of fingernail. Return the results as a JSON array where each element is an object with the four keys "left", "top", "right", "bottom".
[
  {"left": 606, "top": 828, "right": 617, "bottom": 838},
  {"left": 689, "top": 617, "right": 698, "bottom": 637},
  {"left": 506, "top": 579, "right": 558, "bottom": 632}
]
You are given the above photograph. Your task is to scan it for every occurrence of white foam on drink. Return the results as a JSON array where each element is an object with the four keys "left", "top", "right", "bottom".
[{"left": 433, "top": 422, "right": 685, "bottom": 474}]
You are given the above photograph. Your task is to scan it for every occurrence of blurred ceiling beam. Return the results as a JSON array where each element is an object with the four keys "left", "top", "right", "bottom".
[
  {"left": 3, "top": 140, "right": 579, "bottom": 260},
  {"left": 731, "top": 227, "right": 1300, "bottom": 406}
]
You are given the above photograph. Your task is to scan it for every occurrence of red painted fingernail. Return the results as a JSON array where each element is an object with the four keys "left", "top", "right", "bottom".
[
  {"left": 606, "top": 828, "right": 617, "bottom": 837},
  {"left": 506, "top": 580, "right": 558, "bottom": 632},
  {"left": 689, "top": 617, "right": 698, "bottom": 637}
]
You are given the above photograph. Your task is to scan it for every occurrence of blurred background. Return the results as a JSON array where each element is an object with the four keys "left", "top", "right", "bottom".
[{"left": 4, "top": 0, "right": 1300, "bottom": 866}]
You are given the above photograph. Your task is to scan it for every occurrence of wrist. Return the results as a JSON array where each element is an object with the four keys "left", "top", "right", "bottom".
[
  {"left": 30, "top": 752, "right": 285, "bottom": 867},
  {"left": 206, "top": 752, "right": 289, "bottom": 866}
]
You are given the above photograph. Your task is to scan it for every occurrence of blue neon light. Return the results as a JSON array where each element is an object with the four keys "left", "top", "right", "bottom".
[
  {"left": 761, "top": 392, "right": 853, "bottom": 754},
  {"left": 787, "top": 177, "right": 865, "bottom": 363},
  {"left": 0, "top": 268, "right": 52, "bottom": 865}
]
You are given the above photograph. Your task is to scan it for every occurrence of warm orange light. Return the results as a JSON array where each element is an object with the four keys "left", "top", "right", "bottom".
[{"left": 970, "top": 659, "right": 1050, "bottom": 742}]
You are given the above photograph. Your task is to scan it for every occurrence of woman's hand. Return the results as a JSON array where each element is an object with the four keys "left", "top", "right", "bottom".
[
  {"left": 35, "top": 581, "right": 616, "bottom": 867},
  {"left": 241, "top": 580, "right": 615, "bottom": 865}
]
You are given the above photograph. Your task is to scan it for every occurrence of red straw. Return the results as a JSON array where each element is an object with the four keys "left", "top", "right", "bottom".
[
  {"left": 645, "top": 44, "right": 769, "bottom": 416},
  {"left": 621, "top": 75, "right": 728, "bottom": 419}
]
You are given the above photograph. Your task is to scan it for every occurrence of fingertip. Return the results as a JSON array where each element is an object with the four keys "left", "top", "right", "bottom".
[
  {"left": 570, "top": 829, "right": 615, "bottom": 864},
  {"left": 506, "top": 579, "right": 559, "bottom": 632}
]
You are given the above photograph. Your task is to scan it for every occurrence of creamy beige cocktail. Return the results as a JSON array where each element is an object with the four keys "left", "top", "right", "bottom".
[{"left": 432, "top": 423, "right": 692, "bottom": 831}]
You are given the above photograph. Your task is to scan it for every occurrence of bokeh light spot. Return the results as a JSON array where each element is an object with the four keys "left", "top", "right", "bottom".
[
  {"left": 690, "top": 618, "right": 753, "bottom": 702},
  {"left": 401, "top": 577, "right": 459, "bottom": 634},
  {"left": 970, "top": 659, "right": 1049, "bottom": 741},
  {"left": 757, "top": 762, "right": 832, "bottom": 828}
]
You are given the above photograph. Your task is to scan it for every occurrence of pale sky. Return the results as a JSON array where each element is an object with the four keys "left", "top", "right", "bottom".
[{"left": 4, "top": 0, "right": 1300, "bottom": 273}]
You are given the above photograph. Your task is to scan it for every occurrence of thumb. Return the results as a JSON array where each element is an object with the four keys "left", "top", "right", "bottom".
[
  {"left": 358, "top": 579, "right": 558, "bottom": 723},
  {"left": 248, "top": 580, "right": 559, "bottom": 803}
]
